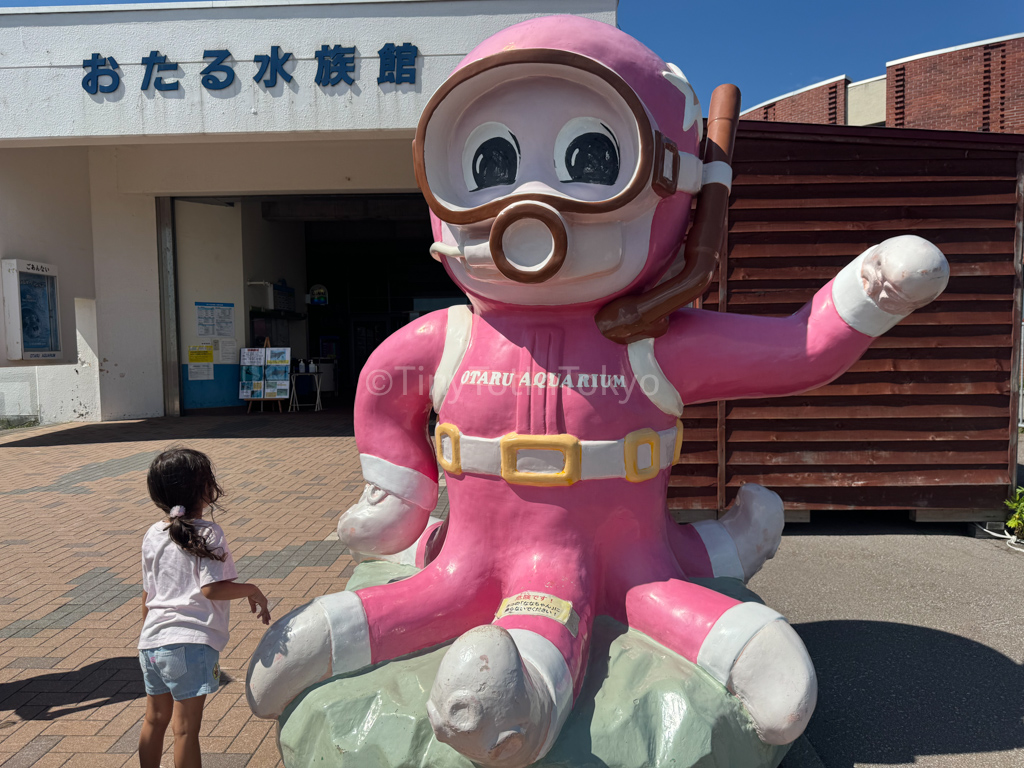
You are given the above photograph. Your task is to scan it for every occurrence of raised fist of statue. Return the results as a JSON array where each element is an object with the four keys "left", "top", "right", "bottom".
[{"left": 834, "top": 234, "right": 950, "bottom": 336}]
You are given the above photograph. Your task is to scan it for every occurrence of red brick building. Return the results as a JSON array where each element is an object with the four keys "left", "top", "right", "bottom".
[{"left": 741, "top": 32, "right": 1024, "bottom": 133}]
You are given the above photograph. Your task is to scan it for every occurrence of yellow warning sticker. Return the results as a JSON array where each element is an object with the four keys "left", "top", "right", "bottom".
[
  {"left": 188, "top": 345, "right": 214, "bottom": 364},
  {"left": 495, "top": 591, "right": 580, "bottom": 637}
]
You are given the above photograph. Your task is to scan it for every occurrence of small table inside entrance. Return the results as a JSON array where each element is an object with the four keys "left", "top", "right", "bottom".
[{"left": 289, "top": 372, "right": 323, "bottom": 412}]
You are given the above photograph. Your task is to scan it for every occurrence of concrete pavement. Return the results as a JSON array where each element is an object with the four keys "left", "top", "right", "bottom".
[{"left": 754, "top": 513, "right": 1024, "bottom": 768}]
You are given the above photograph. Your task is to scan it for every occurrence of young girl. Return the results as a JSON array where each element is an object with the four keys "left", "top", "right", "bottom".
[{"left": 138, "top": 447, "right": 271, "bottom": 768}]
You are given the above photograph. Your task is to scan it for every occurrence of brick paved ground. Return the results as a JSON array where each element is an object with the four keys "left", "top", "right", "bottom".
[
  {"left": 2, "top": 414, "right": 1021, "bottom": 768},
  {"left": 0, "top": 412, "right": 387, "bottom": 768}
]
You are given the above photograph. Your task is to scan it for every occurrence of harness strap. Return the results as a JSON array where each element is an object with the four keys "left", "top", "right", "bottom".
[
  {"left": 626, "top": 337, "right": 684, "bottom": 417},
  {"left": 436, "top": 422, "right": 683, "bottom": 486},
  {"left": 431, "top": 304, "right": 474, "bottom": 412}
]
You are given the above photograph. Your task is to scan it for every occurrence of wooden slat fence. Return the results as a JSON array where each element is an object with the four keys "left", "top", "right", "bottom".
[{"left": 669, "top": 123, "right": 1024, "bottom": 522}]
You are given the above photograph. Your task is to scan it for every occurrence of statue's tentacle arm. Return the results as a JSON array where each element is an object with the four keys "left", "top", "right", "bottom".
[
  {"left": 653, "top": 236, "right": 948, "bottom": 406},
  {"left": 625, "top": 578, "right": 816, "bottom": 746},
  {"left": 342, "top": 310, "right": 450, "bottom": 555}
]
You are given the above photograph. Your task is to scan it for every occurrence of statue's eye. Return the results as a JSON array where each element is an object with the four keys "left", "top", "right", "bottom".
[
  {"left": 555, "top": 118, "right": 620, "bottom": 186},
  {"left": 462, "top": 123, "right": 520, "bottom": 192}
]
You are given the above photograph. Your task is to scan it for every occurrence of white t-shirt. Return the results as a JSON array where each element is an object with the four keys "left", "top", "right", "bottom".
[{"left": 139, "top": 519, "right": 238, "bottom": 652}]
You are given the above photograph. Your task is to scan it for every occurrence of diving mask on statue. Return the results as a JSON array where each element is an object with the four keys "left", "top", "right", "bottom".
[{"left": 413, "top": 49, "right": 685, "bottom": 285}]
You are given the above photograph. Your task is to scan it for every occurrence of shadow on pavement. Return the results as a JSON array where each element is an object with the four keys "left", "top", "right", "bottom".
[
  {"left": 783, "top": 510, "right": 968, "bottom": 537},
  {"left": 0, "top": 411, "right": 355, "bottom": 449},
  {"left": 798, "top": 620, "right": 1024, "bottom": 767},
  {"left": 0, "top": 657, "right": 237, "bottom": 722},
  {"left": 0, "top": 658, "right": 145, "bottom": 720}
]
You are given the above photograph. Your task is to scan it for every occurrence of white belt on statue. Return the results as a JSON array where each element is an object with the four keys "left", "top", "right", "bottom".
[{"left": 434, "top": 421, "right": 683, "bottom": 487}]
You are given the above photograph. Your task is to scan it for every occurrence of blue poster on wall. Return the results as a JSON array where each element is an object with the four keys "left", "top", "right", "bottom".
[{"left": 19, "top": 273, "right": 58, "bottom": 351}]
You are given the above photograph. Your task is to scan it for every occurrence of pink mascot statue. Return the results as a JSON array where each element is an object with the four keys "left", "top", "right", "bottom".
[{"left": 247, "top": 16, "right": 949, "bottom": 768}]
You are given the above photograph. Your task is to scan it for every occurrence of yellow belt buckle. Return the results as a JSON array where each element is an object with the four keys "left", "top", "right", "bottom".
[
  {"left": 500, "top": 433, "right": 582, "bottom": 487},
  {"left": 624, "top": 428, "right": 661, "bottom": 483},
  {"left": 435, "top": 423, "right": 462, "bottom": 475}
]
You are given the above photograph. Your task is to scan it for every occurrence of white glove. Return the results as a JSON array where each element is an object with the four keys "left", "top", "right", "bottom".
[
  {"left": 337, "top": 483, "right": 432, "bottom": 556},
  {"left": 833, "top": 235, "right": 949, "bottom": 336}
]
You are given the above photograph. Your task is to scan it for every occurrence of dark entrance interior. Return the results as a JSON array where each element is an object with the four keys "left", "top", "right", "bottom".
[{"left": 261, "top": 194, "right": 465, "bottom": 403}]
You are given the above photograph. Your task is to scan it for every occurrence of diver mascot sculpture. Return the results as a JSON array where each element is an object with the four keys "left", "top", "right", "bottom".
[{"left": 246, "top": 16, "right": 949, "bottom": 768}]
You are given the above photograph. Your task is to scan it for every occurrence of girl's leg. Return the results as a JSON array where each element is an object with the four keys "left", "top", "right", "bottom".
[
  {"left": 170, "top": 694, "right": 207, "bottom": 768},
  {"left": 138, "top": 693, "right": 172, "bottom": 768}
]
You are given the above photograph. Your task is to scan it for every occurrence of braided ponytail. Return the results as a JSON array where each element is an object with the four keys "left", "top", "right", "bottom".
[{"left": 147, "top": 448, "right": 226, "bottom": 561}]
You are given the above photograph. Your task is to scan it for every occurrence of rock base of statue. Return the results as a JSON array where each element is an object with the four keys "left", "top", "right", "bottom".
[{"left": 278, "top": 561, "right": 790, "bottom": 768}]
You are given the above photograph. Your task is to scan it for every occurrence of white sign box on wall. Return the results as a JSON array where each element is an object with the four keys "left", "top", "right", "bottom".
[{"left": 2, "top": 259, "right": 62, "bottom": 361}]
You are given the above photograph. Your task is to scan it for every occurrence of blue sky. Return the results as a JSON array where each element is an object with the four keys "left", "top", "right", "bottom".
[
  {"left": 619, "top": 0, "right": 1024, "bottom": 108},
  {"left": 1, "top": 0, "right": 1021, "bottom": 110}
]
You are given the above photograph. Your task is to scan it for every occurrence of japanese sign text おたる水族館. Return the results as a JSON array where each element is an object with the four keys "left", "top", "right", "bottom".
[{"left": 80, "top": 44, "right": 419, "bottom": 95}]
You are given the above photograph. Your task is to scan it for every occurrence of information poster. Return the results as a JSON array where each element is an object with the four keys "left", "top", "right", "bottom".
[
  {"left": 187, "top": 345, "right": 214, "bottom": 381},
  {"left": 240, "top": 347, "right": 266, "bottom": 366},
  {"left": 239, "top": 347, "right": 265, "bottom": 399},
  {"left": 264, "top": 347, "right": 291, "bottom": 399},
  {"left": 214, "top": 338, "right": 237, "bottom": 364},
  {"left": 19, "top": 273, "right": 58, "bottom": 351},
  {"left": 196, "top": 302, "right": 235, "bottom": 339}
]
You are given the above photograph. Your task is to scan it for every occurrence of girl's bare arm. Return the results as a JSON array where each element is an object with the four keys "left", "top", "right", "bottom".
[{"left": 201, "top": 580, "right": 271, "bottom": 624}]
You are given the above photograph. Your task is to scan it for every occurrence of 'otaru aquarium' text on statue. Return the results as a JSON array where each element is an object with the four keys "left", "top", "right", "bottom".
[{"left": 245, "top": 16, "right": 949, "bottom": 768}]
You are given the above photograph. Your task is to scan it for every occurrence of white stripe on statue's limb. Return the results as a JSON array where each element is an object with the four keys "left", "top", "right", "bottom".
[
  {"left": 508, "top": 629, "right": 573, "bottom": 760},
  {"left": 316, "top": 591, "right": 372, "bottom": 675},
  {"left": 831, "top": 251, "right": 902, "bottom": 336},
  {"left": 690, "top": 519, "right": 745, "bottom": 580},
  {"left": 832, "top": 236, "right": 948, "bottom": 337},
  {"left": 697, "top": 602, "right": 783, "bottom": 686}
]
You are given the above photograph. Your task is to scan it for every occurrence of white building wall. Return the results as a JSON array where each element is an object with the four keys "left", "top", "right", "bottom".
[
  {"left": 88, "top": 146, "right": 164, "bottom": 420},
  {"left": 0, "top": 147, "right": 100, "bottom": 424},
  {"left": 34, "top": 298, "right": 101, "bottom": 422}
]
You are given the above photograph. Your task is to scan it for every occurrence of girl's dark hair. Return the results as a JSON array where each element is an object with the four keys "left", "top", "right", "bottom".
[{"left": 147, "top": 448, "right": 226, "bottom": 561}]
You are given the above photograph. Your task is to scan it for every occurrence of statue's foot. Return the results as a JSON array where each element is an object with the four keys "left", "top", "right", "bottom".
[
  {"left": 427, "top": 626, "right": 569, "bottom": 768},
  {"left": 705, "top": 607, "right": 816, "bottom": 745},
  {"left": 246, "top": 591, "right": 370, "bottom": 719},
  {"left": 717, "top": 483, "right": 785, "bottom": 581}
]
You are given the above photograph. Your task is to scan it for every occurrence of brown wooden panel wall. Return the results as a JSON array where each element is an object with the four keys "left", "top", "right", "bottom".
[{"left": 669, "top": 123, "right": 1024, "bottom": 519}]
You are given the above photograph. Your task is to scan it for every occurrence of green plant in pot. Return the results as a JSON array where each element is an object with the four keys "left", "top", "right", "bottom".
[{"left": 1003, "top": 487, "right": 1024, "bottom": 538}]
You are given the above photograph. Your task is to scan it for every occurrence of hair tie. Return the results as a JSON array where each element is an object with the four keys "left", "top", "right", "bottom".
[{"left": 169, "top": 505, "right": 187, "bottom": 519}]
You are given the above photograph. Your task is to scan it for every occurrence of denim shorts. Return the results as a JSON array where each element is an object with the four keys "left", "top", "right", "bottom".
[{"left": 139, "top": 643, "right": 220, "bottom": 700}]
